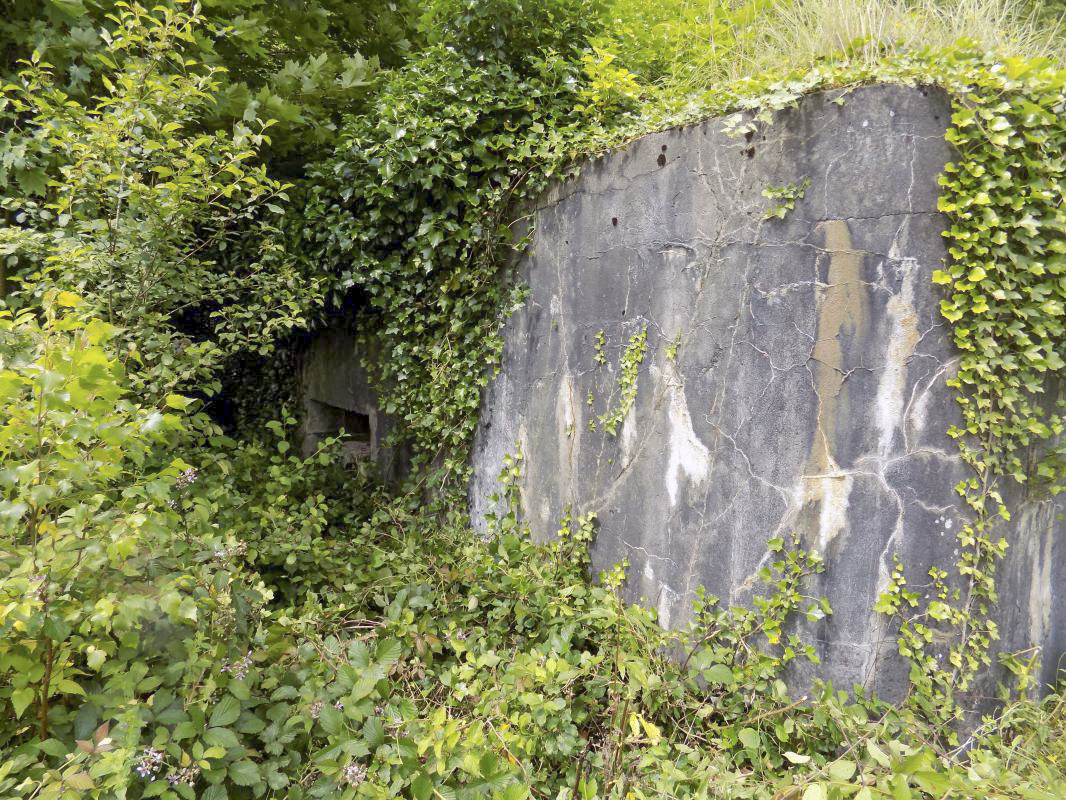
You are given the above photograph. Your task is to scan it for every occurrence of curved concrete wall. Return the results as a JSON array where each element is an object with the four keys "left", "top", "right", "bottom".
[{"left": 471, "top": 85, "right": 1066, "bottom": 701}]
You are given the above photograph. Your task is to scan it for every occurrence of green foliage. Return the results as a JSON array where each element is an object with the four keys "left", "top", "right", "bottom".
[
  {"left": 762, "top": 177, "right": 811, "bottom": 220},
  {"left": 0, "top": 2, "right": 322, "bottom": 402},
  {"left": 934, "top": 56, "right": 1066, "bottom": 492},
  {"left": 596, "top": 0, "right": 772, "bottom": 87},
  {"left": 577, "top": 45, "right": 643, "bottom": 114},
  {"left": 0, "top": 294, "right": 271, "bottom": 797},
  {"left": 416, "top": 0, "right": 605, "bottom": 70},
  {"left": 906, "top": 50, "right": 1066, "bottom": 715},
  {"left": 592, "top": 0, "right": 1066, "bottom": 95},
  {"left": 298, "top": 42, "right": 601, "bottom": 478},
  {"left": 593, "top": 327, "right": 648, "bottom": 436},
  {"left": 0, "top": 303, "right": 1064, "bottom": 798},
  {"left": 0, "top": 0, "right": 415, "bottom": 159}
]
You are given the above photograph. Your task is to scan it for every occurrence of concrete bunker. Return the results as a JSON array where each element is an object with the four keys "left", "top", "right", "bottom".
[
  {"left": 470, "top": 84, "right": 1066, "bottom": 703},
  {"left": 304, "top": 401, "right": 374, "bottom": 467},
  {"left": 299, "top": 328, "right": 405, "bottom": 479}
]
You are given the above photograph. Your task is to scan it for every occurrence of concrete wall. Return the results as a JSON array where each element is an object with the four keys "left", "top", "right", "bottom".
[
  {"left": 471, "top": 85, "right": 1066, "bottom": 701},
  {"left": 299, "top": 329, "right": 406, "bottom": 481}
]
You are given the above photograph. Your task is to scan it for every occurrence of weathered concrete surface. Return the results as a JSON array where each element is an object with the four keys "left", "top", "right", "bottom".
[
  {"left": 471, "top": 85, "right": 1066, "bottom": 701},
  {"left": 300, "top": 329, "right": 407, "bottom": 480}
]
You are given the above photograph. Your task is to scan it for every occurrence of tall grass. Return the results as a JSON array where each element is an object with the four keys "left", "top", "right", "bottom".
[
  {"left": 604, "top": 0, "right": 1066, "bottom": 93},
  {"left": 746, "top": 0, "right": 1066, "bottom": 74}
]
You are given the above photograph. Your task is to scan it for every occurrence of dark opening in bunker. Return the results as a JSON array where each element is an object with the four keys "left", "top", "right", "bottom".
[{"left": 306, "top": 400, "right": 374, "bottom": 467}]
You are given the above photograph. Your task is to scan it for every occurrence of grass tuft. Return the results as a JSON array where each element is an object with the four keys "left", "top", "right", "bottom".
[{"left": 608, "top": 0, "right": 1066, "bottom": 93}]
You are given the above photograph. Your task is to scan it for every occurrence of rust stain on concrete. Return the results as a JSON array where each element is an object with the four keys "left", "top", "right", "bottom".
[{"left": 797, "top": 220, "right": 871, "bottom": 549}]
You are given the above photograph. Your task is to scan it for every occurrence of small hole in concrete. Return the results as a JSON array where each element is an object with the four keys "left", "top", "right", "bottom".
[
  {"left": 657, "top": 153, "right": 667, "bottom": 167},
  {"left": 745, "top": 147, "right": 755, "bottom": 159},
  {"left": 661, "top": 144, "right": 668, "bottom": 152},
  {"left": 308, "top": 400, "right": 372, "bottom": 467},
  {"left": 340, "top": 410, "right": 371, "bottom": 442},
  {"left": 612, "top": 217, "right": 618, "bottom": 227},
  {"left": 744, "top": 130, "right": 754, "bottom": 143}
]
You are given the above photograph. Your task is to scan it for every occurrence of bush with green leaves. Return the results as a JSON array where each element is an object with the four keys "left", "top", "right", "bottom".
[
  {"left": 298, "top": 42, "right": 604, "bottom": 477},
  {"left": 0, "top": 294, "right": 505, "bottom": 800},
  {"left": 0, "top": 293, "right": 271, "bottom": 796},
  {"left": 0, "top": 0, "right": 416, "bottom": 162},
  {"left": 0, "top": 3, "right": 327, "bottom": 404}
]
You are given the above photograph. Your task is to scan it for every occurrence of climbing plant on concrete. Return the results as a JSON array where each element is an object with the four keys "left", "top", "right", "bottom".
[
  {"left": 561, "top": 43, "right": 1065, "bottom": 723},
  {"left": 918, "top": 51, "right": 1066, "bottom": 708},
  {"left": 593, "top": 327, "right": 648, "bottom": 436},
  {"left": 296, "top": 31, "right": 604, "bottom": 480}
]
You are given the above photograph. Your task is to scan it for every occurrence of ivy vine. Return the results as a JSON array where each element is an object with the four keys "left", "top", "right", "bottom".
[{"left": 594, "top": 327, "right": 649, "bottom": 436}]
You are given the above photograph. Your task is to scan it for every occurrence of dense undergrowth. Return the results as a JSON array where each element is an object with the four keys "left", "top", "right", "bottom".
[{"left": 0, "top": 1, "right": 1064, "bottom": 798}]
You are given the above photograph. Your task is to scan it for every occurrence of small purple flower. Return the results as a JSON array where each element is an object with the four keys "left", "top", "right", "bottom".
[
  {"left": 221, "top": 651, "right": 253, "bottom": 680},
  {"left": 166, "top": 765, "right": 200, "bottom": 786},
  {"left": 175, "top": 467, "right": 198, "bottom": 490},
  {"left": 342, "top": 762, "right": 366, "bottom": 788},
  {"left": 134, "top": 747, "right": 164, "bottom": 779}
]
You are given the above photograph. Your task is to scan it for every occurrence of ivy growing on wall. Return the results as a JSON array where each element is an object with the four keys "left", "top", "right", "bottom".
[
  {"left": 302, "top": 39, "right": 1065, "bottom": 719},
  {"left": 296, "top": 44, "right": 603, "bottom": 480},
  {"left": 605, "top": 45, "right": 1066, "bottom": 719},
  {"left": 290, "top": 35, "right": 1064, "bottom": 719},
  {"left": 914, "top": 51, "right": 1066, "bottom": 712}
]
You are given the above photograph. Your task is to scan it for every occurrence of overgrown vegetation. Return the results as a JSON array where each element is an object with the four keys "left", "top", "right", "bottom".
[{"left": 1, "top": 0, "right": 1064, "bottom": 798}]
